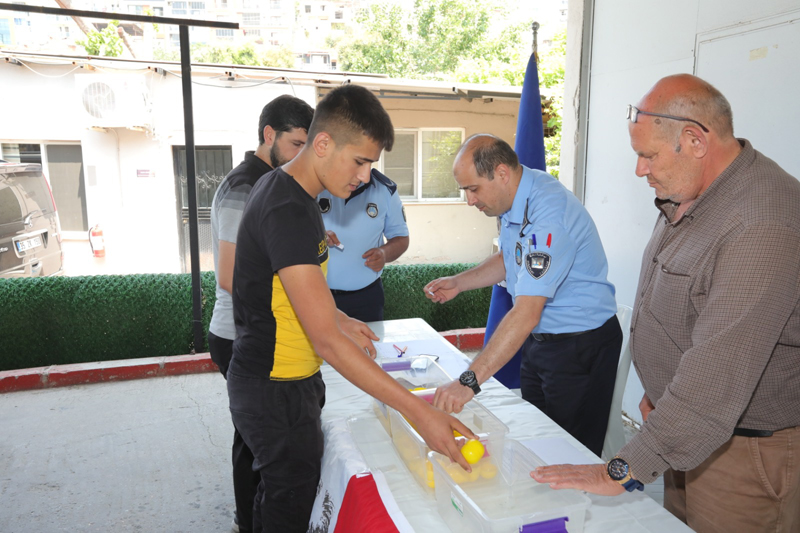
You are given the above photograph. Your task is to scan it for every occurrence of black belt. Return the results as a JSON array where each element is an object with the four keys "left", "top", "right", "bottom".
[
  {"left": 733, "top": 428, "right": 773, "bottom": 438},
  {"left": 530, "top": 315, "right": 616, "bottom": 342},
  {"left": 531, "top": 330, "right": 589, "bottom": 342},
  {"left": 330, "top": 278, "right": 381, "bottom": 296}
]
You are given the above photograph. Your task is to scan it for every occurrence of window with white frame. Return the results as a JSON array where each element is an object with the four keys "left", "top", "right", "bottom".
[
  {"left": 379, "top": 129, "right": 464, "bottom": 201},
  {"left": 171, "top": 1, "right": 187, "bottom": 15},
  {"left": 242, "top": 12, "right": 260, "bottom": 25}
]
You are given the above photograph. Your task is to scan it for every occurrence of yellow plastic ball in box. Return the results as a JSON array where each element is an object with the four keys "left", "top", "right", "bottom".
[
  {"left": 426, "top": 469, "right": 436, "bottom": 488},
  {"left": 479, "top": 459, "right": 498, "bottom": 479},
  {"left": 460, "top": 439, "right": 485, "bottom": 464},
  {"left": 445, "top": 462, "right": 469, "bottom": 484},
  {"left": 466, "top": 465, "right": 481, "bottom": 482}
]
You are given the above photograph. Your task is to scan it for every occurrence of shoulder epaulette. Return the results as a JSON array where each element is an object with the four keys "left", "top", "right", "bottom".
[{"left": 371, "top": 169, "right": 398, "bottom": 195}]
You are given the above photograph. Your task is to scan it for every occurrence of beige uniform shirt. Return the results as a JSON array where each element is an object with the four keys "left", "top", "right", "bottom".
[{"left": 620, "top": 140, "right": 800, "bottom": 483}]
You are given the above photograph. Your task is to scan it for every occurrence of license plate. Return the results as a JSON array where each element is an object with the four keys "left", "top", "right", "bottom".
[{"left": 16, "top": 236, "right": 42, "bottom": 252}]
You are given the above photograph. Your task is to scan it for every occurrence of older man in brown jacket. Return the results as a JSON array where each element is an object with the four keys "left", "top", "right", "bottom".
[{"left": 532, "top": 74, "right": 800, "bottom": 533}]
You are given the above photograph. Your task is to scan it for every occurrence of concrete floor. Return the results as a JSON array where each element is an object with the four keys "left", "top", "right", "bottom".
[
  {"left": 1, "top": 355, "right": 665, "bottom": 532},
  {"left": 0, "top": 373, "right": 235, "bottom": 533}
]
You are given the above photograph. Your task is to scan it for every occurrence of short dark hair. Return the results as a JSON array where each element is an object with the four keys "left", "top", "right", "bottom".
[
  {"left": 307, "top": 85, "right": 394, "bottom": 151},
  {"left": 460, "top": 134, "right": 520, "bottom": 180},
  {"left": 257, "top": 95, "right": 315, "bottom": 145}
]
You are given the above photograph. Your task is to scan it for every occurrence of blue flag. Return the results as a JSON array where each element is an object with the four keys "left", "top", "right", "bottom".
[
  {"left": 514, "top": 52, "right": 547, "bottom": 171},
  {"left": 486, "top": 51, "right": 546, "bottom": 389}
]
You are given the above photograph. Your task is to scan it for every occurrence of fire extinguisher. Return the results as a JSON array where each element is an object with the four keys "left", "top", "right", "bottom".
[{"left": 89, "top": 224, "right": 106, "bottom": 258}]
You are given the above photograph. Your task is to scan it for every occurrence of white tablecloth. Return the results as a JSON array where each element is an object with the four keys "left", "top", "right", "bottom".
[{"left": 318, "top": 318, "right": 690, "bottom": 533}]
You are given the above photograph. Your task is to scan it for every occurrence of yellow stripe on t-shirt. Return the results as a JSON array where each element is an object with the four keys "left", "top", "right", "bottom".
[{"left": 269, "top": 259, "right": 327, "bottom": 380}]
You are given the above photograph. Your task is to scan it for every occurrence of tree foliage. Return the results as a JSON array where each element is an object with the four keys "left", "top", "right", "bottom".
[
  {"left": 539, "top": 30, "right": 566, "bottom": 178},
  {"left": 337, "top": 0, "right": 517, "bottom": 80},
  {"left": 76, "top": 20, "right": 123, "bottom": 57},
  {"left": 153, "top": 43, "right": 296, "bottom": 69},
  {"left": 336, "top": 1, "right": 566, "bottom": 176}
]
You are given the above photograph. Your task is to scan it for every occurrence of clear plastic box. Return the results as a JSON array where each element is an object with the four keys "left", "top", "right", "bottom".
[
  {"left": 390, "top": 398, "right": 509, "bottom": 493},
  {"left": 372, "top": 356, "right": 452, "bottom": 435},
  {"left": 428, "top": 439, "right": 591, "bottom": 532}
]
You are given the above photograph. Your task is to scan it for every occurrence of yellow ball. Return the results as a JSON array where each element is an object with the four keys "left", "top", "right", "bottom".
[
  {"left": 445, "top": 462, "right": 468, "bottom": 484},
  {"left": 479, "top": 460, "right": 498, "bottom": 479},
  {"left": 460, "top": 439, "right": 485, "bottom": 465}
]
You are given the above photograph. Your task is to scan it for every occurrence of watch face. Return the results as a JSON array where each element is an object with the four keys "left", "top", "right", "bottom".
[
  {"left": 459, "top": 370, "right": 476, "bottom": 386},
  {"left": 607, "top": 458, "right": 629, "bottom": 481}
]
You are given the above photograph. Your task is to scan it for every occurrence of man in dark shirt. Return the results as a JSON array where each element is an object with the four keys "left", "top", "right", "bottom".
[
  {"left": 228, "top": 84, "right": 476, "bottom": 533},
  {"left": 209, "top": 95, "right": 314, "bottom": 533}
]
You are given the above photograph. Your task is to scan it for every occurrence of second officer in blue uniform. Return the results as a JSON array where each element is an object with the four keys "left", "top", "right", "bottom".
[
  {"left": 318, "top": 168, "right": 409, "bottom": 322},
  {"left": 426, "top": 134, "right": 622, "bottom": 456}
]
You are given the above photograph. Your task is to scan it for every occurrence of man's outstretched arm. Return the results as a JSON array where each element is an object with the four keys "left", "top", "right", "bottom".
[{"left": 279, "top": 263, "right": 477, "bottom": 471}]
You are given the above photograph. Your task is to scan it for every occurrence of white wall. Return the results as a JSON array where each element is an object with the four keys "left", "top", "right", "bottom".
[
  {"left": 582, "top": 0, "right": 800, "bottom": 422},
  {"left": 401, "top": 203, "right": 497, "bottom": 264},
  {"left": 1, "top": 59, "right": 512, "bottom": 275},
  {"left": 0, "top": 60, "right": 316, "bottom": 275}
]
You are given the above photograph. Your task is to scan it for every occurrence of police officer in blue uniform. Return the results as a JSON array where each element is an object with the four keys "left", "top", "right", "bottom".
[
  {"left": 426, "top": 134, "right": 622, "bottom": 456},
  {"left": 318, "top": 168, "right": 409, "bottom": 323}
]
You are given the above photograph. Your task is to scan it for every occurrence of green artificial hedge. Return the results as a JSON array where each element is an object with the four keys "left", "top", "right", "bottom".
[{"left": 0, "top": 264, "right": 490, "bottom": 372}]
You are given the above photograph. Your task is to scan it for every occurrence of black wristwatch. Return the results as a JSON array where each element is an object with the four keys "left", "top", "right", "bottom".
[
  {"left": 607, "top": 456, "right": 645, "bottom": 492},
  {"left": 458, "top": 370, "right": 481, "bottom": 395}
]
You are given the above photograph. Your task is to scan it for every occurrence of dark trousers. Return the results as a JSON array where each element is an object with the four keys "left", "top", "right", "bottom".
[
  {"left": 331, "top": 277, "right": 384, "bottom": 323},
  {"left": 208, "top": 332, "right": 260, "bottom": 533},
  {"left": 227, "top": 367, "right": 326, "bottom": 533},
  {"left": 519, "top": 315, "right": 622, "bottom": 457}
]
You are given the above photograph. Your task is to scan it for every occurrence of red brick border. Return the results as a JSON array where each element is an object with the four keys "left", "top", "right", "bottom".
[
  {"left": 0, "top": 328, "right": 486, "bottom": 394},
  {"left": 0, "top": 354, "right": 218, "bottom": 393},
  {"left": 440, "top": 327, "right": 485, "bottom": 351}
]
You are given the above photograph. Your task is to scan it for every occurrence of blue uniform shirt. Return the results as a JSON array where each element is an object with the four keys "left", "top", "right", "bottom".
[
  {"left": 499, "top": 165, "right": 617, "bottom": 334},
  {"left": 318, "top": 169, "right": 409, "bottom": 291}
]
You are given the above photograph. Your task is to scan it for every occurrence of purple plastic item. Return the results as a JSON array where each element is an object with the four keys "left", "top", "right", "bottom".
[
  {"left": 380, "top": 359, "right": 412, "bottom": 372},
  {"left": 519, "top": 516, "right": 569, "bottom": 533}
]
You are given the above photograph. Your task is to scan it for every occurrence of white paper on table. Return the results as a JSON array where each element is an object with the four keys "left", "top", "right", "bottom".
[
  {"left": 374, "top": 339, "right": 455, "bottom": 360},
  {"left": 521, "top": 437, "right": 600, "bottom": 466}
]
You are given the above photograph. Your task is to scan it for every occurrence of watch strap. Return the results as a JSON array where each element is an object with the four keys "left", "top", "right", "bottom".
[{"left": 622, "top": 478, "right": 645, "bottom": 492}]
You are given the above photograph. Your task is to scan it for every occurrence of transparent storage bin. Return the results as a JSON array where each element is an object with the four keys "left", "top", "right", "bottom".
[
  {"left": 429, "top": 439, "right": 591, "bottom": 533},
  {"left": 390, "top": 398, "right": 509, "bottom": 493},
  {"left": 372, "top": 356, "right": 452, "bottom": 435}
]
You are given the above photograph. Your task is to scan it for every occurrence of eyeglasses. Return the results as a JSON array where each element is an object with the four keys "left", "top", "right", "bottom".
[{"left": 626, "top": 105, "right": 709, "bottom": 133}]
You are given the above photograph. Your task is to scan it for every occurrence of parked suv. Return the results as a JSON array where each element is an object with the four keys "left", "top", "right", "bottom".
[{"left": 0, "top": 163, "right": 64, "bottom": 278}]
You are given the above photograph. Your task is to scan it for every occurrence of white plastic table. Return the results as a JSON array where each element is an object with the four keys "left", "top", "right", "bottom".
[{"left": 319, "top": 318, "right": 691, "bottom": 533}]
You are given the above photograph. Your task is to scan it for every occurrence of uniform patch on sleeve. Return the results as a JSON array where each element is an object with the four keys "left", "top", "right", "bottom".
[
  {"left": 318, "top": 198, "right": 331, "bottom": 213},
  {"left": 525, "top": 252, "right": 551, "bottom": 279},
  {"left": 515, "top": 241, "right": 523, "bottom": 266},
  {"left": 366, "top": 203, "right": 378, "bottom": 218}
]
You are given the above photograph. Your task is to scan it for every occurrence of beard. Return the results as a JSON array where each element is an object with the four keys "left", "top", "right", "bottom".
[{"left": 269, "top": 142, "right": 285, "bottom": 168}]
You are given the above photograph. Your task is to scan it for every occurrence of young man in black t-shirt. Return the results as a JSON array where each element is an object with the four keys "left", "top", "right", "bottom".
[{"left": 229, "top": 85, "right": 476, "bottom": 532}]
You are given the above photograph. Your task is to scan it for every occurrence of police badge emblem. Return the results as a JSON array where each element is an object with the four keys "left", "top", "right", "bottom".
[
  {"left": 515, "top": 242, "right": 523, "bottom": 266},
  {"left": 525, "top": 252, "right": 551, "bottom": 279},
  {"left": 318, "top": 198, "right": 331, "bottom": 213},
  {"left": 366, "top": 203, "right": 378, "bottom": 218}
]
